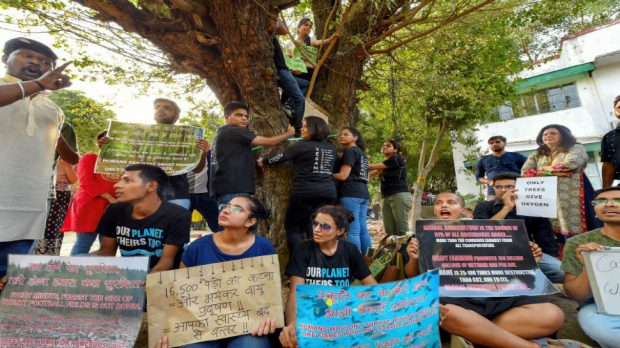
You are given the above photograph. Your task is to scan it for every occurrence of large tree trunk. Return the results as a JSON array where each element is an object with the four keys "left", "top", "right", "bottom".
[{"left": 73, "top": 0, "right": 370, "bottom": 259}]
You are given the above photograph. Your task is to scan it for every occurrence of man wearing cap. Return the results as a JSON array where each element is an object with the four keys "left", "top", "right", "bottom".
[{"left": 0, "top": 37, "right": 75, "bottom": 277}]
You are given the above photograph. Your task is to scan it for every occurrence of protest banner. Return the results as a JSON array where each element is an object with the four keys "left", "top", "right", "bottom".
[
  {"left": 284, "top": 55, "right": 308, "bottom": 73},
  {"left": 295, "top": 45, "right": 318, "bottom": 63},
  {"left": 416, "top": 219, "right": 558, "bottom": 297},
  {"left": 515, "top": 177, "right": 558, "bottom": 218},
  {"left": 583, "top": 249, "right": 620, "bottom": 316},
  {"left": 146, "top": 255, "right": 284, "bottom": 348},
  {"left": 296, "top": 270, "right": 440, "bottom": 348},
  {"left": 0, "top": 255, "right": 148, "bottom": 348},
  {"left": 95, "top": 121, "right": 205, "bottom": 176}
]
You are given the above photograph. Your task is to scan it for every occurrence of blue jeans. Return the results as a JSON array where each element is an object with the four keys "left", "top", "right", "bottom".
[
  {"left": 0, "top": 240, "right": 36, "bottom": 277},
  {"left": 578, "top": 303, "right": 620, "bottom": 348},
  {"left": 340, "top": 197, "right": 372, "bottom": 253},
  {"left": 190, "top": 193, "right": 219, "bottom": 232},
  {"left": 277, "top": 69, "right": 308, "bottom": 131},
  {"left": 169, "top": 198, "right": 191, "bottom": 210},
  {"left": 538, "top": 253, "right": 565, "bottom": 283},
  {"left": 70, "top": 233, "right": 102, "bottom": 256},
  {"left": 182, "top": 334, "right": 270, "bottom": 348}
]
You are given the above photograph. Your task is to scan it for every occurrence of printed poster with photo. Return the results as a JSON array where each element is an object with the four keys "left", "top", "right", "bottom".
[{"left": 0, "top": 255, "right": 148, "bottom": 348}]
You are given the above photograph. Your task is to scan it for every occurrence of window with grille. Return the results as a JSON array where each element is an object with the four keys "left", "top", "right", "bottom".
[{"left": 497, "top": 83, "right": 581, "bottom": 120}]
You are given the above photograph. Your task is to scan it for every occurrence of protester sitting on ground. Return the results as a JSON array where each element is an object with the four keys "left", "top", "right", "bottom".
[
  {"left": 562, "top": 187, "right": 620, "bottom": 348},
  {"left": 210, "top": 101, "right": 295, "bottom": 206},
  {"left": 287, "top": 17, "right": 335, "bottom": 81},
  {"left": 405, "top": 191, "right": 571, "bottom": 348},
  {"left": 176, "top": 195, "right": 277, "bottom": 347},
  {"left": 91, "top": 164, "right": 189, "bottom": 272},
  {"left": 279, "top": 205, "right": 377, "bottom": 348},
  {"left": 258, "top": 116, "right": 337, "bottom": 254},
  {"left": 332, "top": 127, "right": 371, "bottom": 253},
  {"left": 368, "top": 139, "right": 412, "bottom": 236},
  {"left": 522, "top": 124, "right": 600, "bottom": 237},
  {"left": 62, "top": 131, "right": 118, "bottom": 255},
  {"left": 473, "top": 172, "right": 564, "bottom": 283}
]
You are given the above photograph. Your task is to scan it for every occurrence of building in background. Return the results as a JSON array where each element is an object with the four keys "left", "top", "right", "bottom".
[{"left": 454, "top": 20, "right": 620, "bottom": 197}]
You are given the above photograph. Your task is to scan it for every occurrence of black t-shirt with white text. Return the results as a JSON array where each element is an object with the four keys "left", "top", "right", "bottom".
[
  {"left": 338, "top": 147, "right": 369, "bottom": 199},
  {"left": 264, "top": 140, "right": 336, "bottom": 197},
  {"left": 380, "top": 155, "right": 409, "bottom": 197},
  {"left": 210, "top": 125, "right": 257, "bottom": 196},
  {"left": 97, "top": 202, "right": 190, "bottom": 269},
  {"left": 286, "top": 240, "right": 371, "bottom": 287}
]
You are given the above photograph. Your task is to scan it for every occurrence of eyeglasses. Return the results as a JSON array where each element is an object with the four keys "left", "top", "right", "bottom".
[
  {"left": 494, "top": 185, "right": 515, "bottom": 191},
  {"left": 312, "top": 220, "right": 333, "bottom": 232},
  {"left": 591, "top": 198, "right": 620, "bottom": 207},
  {"left": 219, "top": 204, "right": 246, "bottom": 214}
]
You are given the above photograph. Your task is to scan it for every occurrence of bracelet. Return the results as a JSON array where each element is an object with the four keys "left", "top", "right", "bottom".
[
  {"left": 15, "top": 81, "right": 25, "bottom": 99},
  {"left": 545, "top": 171, "right": 551, "bottom": 176},
  {"left": 33, "top": 80, "right": 45, "bottom": 91}
]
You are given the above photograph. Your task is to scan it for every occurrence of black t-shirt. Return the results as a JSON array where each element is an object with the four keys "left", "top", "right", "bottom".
[
  {"left": 210, "top": 125, "right": 257, "bottom": 196},
  {"left": 338, "top": 147, "right": 369, "bottom": 199},
  {"left": 286, "top": 240, "right": 371, "bottom": 287},
  {"left": 97, "top": 202, "right": 190, "bottom": 269},
  {"left": 264, "top": 140, "right": 336, "bottom": 197},
  {"left": 168, "top": 174, "right": 189, "bottom": 199},
  {"left": 273, "top": 38, "right": 288, "bottom": 71},
  {"left": 380, "top": 155, "right": 409, "bottom": 197}
]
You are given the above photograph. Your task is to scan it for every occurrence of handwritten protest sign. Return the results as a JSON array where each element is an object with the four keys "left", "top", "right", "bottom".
[
  {"left": 95, "top": 121, "right": 205, "bottom": 176},
  {"left": 146, "top": 255, "right": 284, "bottom": 348},
  {"left": 515, "top": 177, "right": 557, "bottom": 218},
  {"left": 296, "top": 270, "right": 440, "bottom": 348},
  {"left": 417, "top": 220, "right": 558, "bottom": 297},
  {"left": 583, "top": 249, "right": 620, "bottom": 315},
  {"left": 0, "top": 255, "right": 148, "bottom": 348}
]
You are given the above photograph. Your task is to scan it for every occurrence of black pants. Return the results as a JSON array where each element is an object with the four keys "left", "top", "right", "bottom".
[{"left": 285, "top": 193, "right": 336, "bottom": 254}]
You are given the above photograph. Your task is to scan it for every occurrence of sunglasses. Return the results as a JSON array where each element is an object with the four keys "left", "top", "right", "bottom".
[
  {"left": 312, "top": 220, "right": 333, "bottom": 232},
  {"left": 494, "top": 185, "right": 515, "bottom": 191},
  {"left": 591, "top": 198, "right": 620, "bottom": 207},
  {"left": 219, "top": 204, "right": 246, "bottom": 214}
]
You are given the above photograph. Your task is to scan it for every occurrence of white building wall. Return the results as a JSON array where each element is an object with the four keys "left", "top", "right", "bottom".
[{"left": 452, "top": 22, "right": 620, "bottom": 197}]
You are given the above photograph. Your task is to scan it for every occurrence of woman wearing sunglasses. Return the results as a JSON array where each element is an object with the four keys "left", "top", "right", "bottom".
[
  {"left": 178, "top": 195, "right": 277, "bottom": 348},
  {"left": 279, "top": 205, "right": 377, "bottom": 348}
]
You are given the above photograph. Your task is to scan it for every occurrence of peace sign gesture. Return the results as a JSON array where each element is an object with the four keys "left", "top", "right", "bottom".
[{"left": 36, "top": 61, "right": 72, "bottom": 90}]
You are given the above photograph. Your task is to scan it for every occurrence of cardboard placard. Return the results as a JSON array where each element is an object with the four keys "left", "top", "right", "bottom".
[
  {"left": 284, "top": 56, "right": 308, "bottom": 73},
  {"left": 95, "top": 121, "right": 204, "bottom": 176},
  {"left": 146, "top": 255, "right": 284, "bottom": 347},
  {"left": 416, "top": 220, "right": 558, "bottom": 297},
  {"left": 583, "top": 249, "right": 620, "bottom": 316},
  {"left": 0, "top": 255, "right": 148, "bottom": 348},
  {"left": 515, "top": 177, "right": 558, "bottom": 218},
  {"left": 296, "top": 270, "right": 441, "bottom": 348}
]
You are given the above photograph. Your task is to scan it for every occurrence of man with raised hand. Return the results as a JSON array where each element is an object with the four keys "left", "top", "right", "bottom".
[
  {"left": 0, "top": 37, "right": 77, "bottom": 278},
  {"left": 210, "top": 101, "right": 294, "bottom": 206},
  {"left": 562, "top": 187, "right": 620, "bottom": 348}
]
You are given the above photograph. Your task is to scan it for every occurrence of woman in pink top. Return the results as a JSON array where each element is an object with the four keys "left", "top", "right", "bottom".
[{"left": 62, "top": 131, "right": 117, "bottom": 255}]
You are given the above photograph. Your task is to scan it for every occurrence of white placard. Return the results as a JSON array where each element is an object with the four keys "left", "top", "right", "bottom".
[
  {"left": 583, "top": 249, "right": 620, "bottom": 316},
  {"left": 515, "top": 177, "right": 557, "bottom": 218}
]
